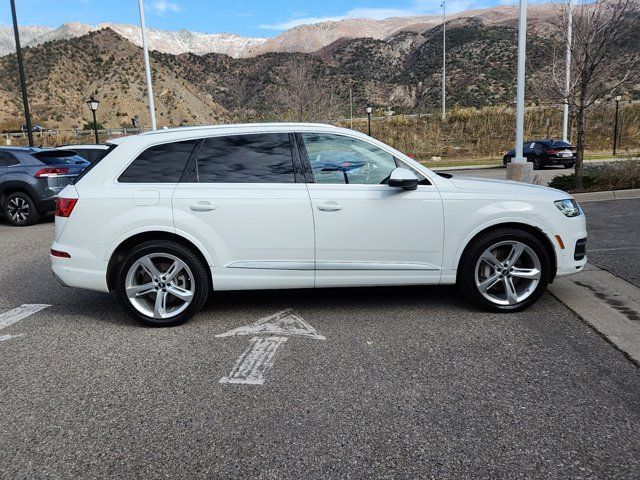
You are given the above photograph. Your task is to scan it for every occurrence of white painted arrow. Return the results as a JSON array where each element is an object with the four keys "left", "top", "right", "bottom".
[{"left": 216, "top": 309, "right": 325, "bottom": 385}]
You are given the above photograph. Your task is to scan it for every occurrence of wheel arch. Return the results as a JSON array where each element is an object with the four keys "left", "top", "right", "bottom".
[
  {"left": 106, "top": 230, "right": 213, "bottom": 291},
  {"left": 454, "top": 221, "right": 558, "bottom": 283},
  {"left": 0, "top": 182, "right": 38, "bottom": 206}
]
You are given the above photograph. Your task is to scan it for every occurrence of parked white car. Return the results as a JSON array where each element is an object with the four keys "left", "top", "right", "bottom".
[{"left": 51, "top": 123, "right": 587, "bottom": 326}]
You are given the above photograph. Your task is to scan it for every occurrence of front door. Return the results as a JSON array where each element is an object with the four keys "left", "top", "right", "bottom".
[
  {"left": 172, "top": 132, "right": 315, "bottom": 290},
  {"left": 299, "top": 132, "right": 444, "bottom": 287}
]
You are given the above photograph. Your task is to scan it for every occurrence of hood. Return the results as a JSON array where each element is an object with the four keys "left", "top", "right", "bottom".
[{"left": 450, "top": 176, "right": 568, "bottom": 199}]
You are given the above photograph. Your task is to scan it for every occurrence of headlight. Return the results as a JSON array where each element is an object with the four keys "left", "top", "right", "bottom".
[{"left": 554, "top": 199, "right": 581, "bottom": 217}]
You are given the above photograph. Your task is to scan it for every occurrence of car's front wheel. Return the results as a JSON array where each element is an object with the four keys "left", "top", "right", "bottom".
[
  {"left": 115, "top": 240, "right": 210, "bottom": 327},
  {"left": 458, "top": 228, "right": 551, "bottom": 312},
  {"left": 2, "top": 191, "right": 40, "bottom": 226}
]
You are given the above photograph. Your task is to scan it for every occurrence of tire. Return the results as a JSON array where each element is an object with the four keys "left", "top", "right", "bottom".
[
  {"left": 564, "top": 162, "right": 575, "bottom": 169},
  {"left": 457, "top": 227, "right": 551, "bottom": 312},
  {"left": 503, "top": 156, "right": 510, "bottom": 167},
  {"left": 531, "top": 156, "right": 542, "bottom": 170},
  {"left": 2, "top": 191, "right": 40, "bottom": 226},
  {"left": 115, "top": 240, "right": 210, "bottom": 327}
]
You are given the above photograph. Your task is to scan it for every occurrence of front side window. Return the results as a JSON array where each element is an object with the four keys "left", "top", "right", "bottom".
[
  {"left": 119, "top": 140, "right": 199, "bottom": 183},
  {"left": 302, "top": 133, "right": 398, "bottom": 185},
  {"left": 190, "top": 133, "right": 295, "bottom": 184}
]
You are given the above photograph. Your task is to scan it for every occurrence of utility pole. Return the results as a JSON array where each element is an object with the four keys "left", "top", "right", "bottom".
[
  {"left": 441, "top": 1, "right": 446, "bottom": 123},
  {"left": 613, "top": 95, "right": 621, "bottom": 155},
  {"left": 349, "top": 88, "right": 353, "bottom": 129},
  {"left": 9, "top": 0, "right": 33, "bottom": 147},
  {"left": 562, "top": 0, "right": 572, "bottom": 142},
  {"left": 506, "top": 0, "right": 532, "bottom": 183},
  {"left": 138, "top": 0, "right": 157, "bottom": 130}
]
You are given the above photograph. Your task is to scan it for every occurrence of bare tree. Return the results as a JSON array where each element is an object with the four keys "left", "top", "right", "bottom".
[
  {"left": 548, "top": 0, "right": 639, "bottom": 190},
  {"left": 267, "top": 59, "right": 341, "bottom": 122}
]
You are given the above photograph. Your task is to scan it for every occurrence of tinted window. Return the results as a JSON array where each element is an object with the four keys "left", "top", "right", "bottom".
[
  {"left": 119, "top": 140, "right": 199, "bottom": 183},
  {"left": 37, "top": 154, "right": 88, "bottom": 166},
  {"left": 302, "top": 133, "right": 398, "bottom": 185},
  {"left": 191, "top": 133, "right": 294, "bottom": 183},
  {"left": 0, "top": 152, "right": 19, "bottom": 167},
  {"left": 551, "top": 141, "right": 573, "bottom": 148}
]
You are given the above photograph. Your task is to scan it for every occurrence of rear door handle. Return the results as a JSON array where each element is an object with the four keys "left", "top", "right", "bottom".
[
  {"left": 189, "top": 202, "right": 217, "bottom": 212},
  {"left": 317, "top": 202, "right": 342, "bottom": 212}
]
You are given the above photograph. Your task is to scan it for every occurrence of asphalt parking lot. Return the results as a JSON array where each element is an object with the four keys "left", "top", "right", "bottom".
[{"left": 1, "top": 213, "right": 639, "bottom": 478}]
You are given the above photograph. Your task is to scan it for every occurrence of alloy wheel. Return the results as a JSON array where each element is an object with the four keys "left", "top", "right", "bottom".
[
  {"left": 7, "top": 197, "right": 30, "bottom": 223},
  {"left": 474, "top": 240, "right": 542, "bottom": 306},
  {"left": 125, "top": 253, "right": 195, "bottom": 319}
]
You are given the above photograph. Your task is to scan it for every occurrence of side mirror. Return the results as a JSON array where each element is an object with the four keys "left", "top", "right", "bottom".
[{"left": 388, "top": 167, "right": 419, "bottom": 191}]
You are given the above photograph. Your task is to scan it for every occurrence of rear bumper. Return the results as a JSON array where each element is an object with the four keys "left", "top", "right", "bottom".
[
  {"left": 51, "top": 254, "right": 109, "bottom": 292},
  {"left": 544, "top": 156, "right": 575, "bottom": 165}
]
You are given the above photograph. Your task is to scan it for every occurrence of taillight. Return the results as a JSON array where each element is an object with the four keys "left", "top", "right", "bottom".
[
  {"left": 50, "top": 249, "right": 71, "bottom": 258},
  {"left": 546, "top": 149, "right": 560, "bottom": 154},
  {"left": 55, "top": 198, "right": 77, "bottom": 217},
  {"left": 35, "top": 167, "right": 69, "bottom": 178}
]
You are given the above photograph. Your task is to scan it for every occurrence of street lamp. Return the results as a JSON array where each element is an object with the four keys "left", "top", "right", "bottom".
[
  {"left": 506, "top": 0, "right": 532, "bottom": 183},
  {"left": 86, "top": 97, "right": 100, "bottom": 144},
  {"left": 613, "top": 95, "right": 621, "bottom": 156},
  {"left": 365, "top": 106, "right": 373, "bottom": 136}
]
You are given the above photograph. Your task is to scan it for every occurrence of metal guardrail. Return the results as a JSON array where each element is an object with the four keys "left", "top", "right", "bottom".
[{"left": 2, "top": 127, "right": 151, "bottom": 139}]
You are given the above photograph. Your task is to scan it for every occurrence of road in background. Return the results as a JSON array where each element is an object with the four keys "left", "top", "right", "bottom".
[
  {"left": 581, "top": 198, "right": 640, "bottom": 287},
  {"left": 1, "top": 219, "right": 639, "bottom": 478}
]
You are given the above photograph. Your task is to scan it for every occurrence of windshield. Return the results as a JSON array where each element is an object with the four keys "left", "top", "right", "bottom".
[{"left": 551, "top": 141, "right": 573, "bottom": 148}]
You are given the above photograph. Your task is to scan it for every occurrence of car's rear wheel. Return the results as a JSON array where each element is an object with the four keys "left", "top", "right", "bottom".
[
  {"left": 532, "top": 156, "right": 542, "bottom": 170},
  {"left": 503, "top": 156, "right": 510, "bottom": 167},
  {"left": 2, "top": 191, "right": 40, "bottom": 226},
  {"left": 564, "top": 162, "right": 575, "bottom": 169},
  {"left": 115, "top": 240, "right": 210, "bottom": 327},
  {"left": 458, "top": 228, "right": 551, "bottom": 312}
]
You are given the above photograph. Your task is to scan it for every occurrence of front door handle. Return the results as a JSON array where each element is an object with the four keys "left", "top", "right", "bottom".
[
  {"left": 189, "top": 202, "right": 217, "bottom": 212},
  {"left": 317, "top": 202, "right": 342, "bottom": 212}
]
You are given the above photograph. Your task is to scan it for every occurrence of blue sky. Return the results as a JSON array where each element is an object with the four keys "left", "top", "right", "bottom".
[{"left": 1, "top": 0, "right": 523, "bottom": 37}]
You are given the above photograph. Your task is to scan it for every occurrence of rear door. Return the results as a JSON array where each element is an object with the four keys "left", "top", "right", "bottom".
[{"left": 171, "top": 132, "right": 315, "bottom": 290}]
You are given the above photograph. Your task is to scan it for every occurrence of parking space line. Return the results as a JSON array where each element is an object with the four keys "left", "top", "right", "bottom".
[
  {"left": 0, "top": 304, "right": 51, "bottom": 339},
  {"left": 220, "top": 336, "right": 288, "bottom": 385}
]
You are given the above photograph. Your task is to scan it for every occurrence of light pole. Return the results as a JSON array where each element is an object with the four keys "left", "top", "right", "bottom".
[
  {"left": 349, "top": 88, "right": 353, "bottom": 129},
  {"left": 138, "top": 0, "right": 157, "bottom": 130},
  {"left": 562, "top": 0, "right": 572, "bottom": 142},
  {"left": 365, "top": 106, "right": 373, "bottom": 136},
  {"left": 86, "top": 97, "right": 100, "bottom": 144},
  {"left": 9, "top": 0, "right": 33, "bottom": 147},
  {"left": 613, "top": 95, "right": 621, "bottom": 156},
  {"left": 441, "top": 1, "right": 446, "bottom": 123},
  {"left": 506, "top": 0, "right": 532, "bottom": 183}
]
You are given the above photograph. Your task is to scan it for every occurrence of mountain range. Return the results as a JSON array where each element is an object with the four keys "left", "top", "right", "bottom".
[
  {"left": 0, "top": 3, "right": 560, "bottom": 58},
  {"left": 0, "top": 2, "right": 636, "bottom": 130}
]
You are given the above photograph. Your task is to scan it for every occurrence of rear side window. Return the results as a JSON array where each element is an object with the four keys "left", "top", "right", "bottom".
[
  {"left": 190, "top": 133, "right": 294, "bottom": 183},
  {"left": 119, "top": 140, "right": 199, "bottom": 183},
  {"left": 0, "top": 152, "right": 19, "bottom": 166}
]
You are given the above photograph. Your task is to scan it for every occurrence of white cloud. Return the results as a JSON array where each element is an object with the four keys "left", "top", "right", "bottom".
[
  {"left": 259, "top": 1, "right": 487, "bottom": 31},
  {"left": 147, "top": 1, "right": 181, "bottom": 15}
]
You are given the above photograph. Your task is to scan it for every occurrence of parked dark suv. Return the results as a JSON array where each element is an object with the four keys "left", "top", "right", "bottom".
[
  {"left": 503, "top": 140, "right": 576, "bottom": 169},
  {"left": 0, "top": 147, "right": 89, "bottom": 226}
]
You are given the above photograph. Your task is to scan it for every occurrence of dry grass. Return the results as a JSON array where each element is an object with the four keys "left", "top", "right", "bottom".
[{"left": 339, "top": 104, "right": 640, "bottom": 163}]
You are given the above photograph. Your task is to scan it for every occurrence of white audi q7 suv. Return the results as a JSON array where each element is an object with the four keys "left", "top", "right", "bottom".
[{"left": 51, "top": 123, "right": 587, "bottom": 326}]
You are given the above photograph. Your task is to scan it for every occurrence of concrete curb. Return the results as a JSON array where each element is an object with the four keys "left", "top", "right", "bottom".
[
  {"left": 549, "top": 264, "right": 640, "bottom": 367},
  {"left": 573, "top": 188, "right": 640, "bottom": 202}
]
